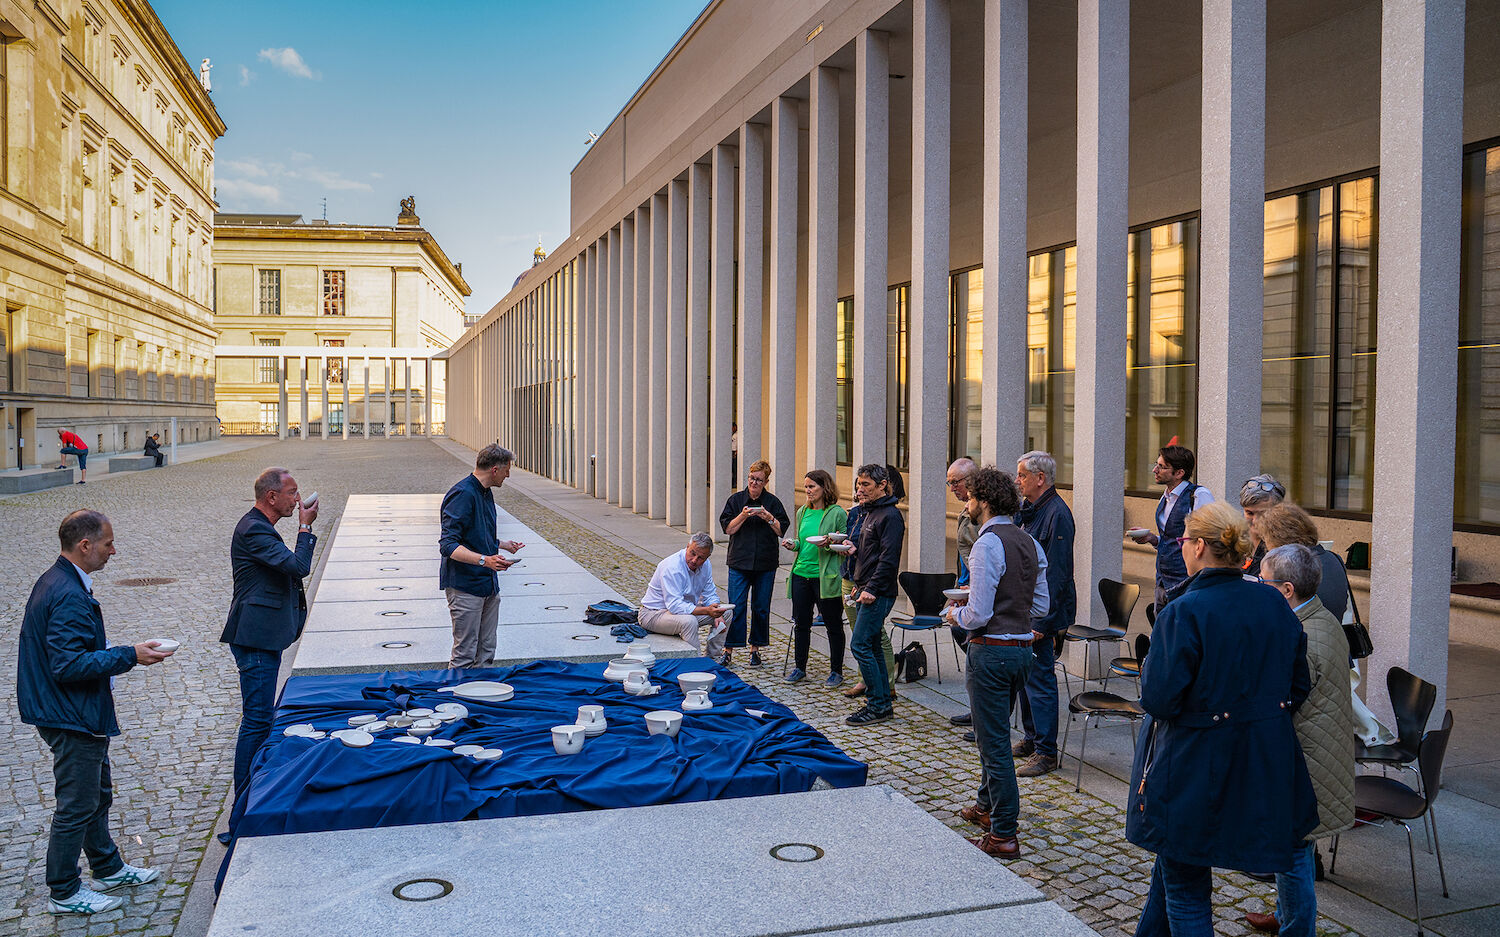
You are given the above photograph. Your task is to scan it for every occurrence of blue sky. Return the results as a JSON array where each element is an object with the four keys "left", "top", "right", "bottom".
[{"left": 153, "top": 0, "right": 708, "bottom": 315}]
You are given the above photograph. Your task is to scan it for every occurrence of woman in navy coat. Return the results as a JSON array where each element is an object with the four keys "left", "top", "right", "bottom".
[{"left": 1127, "top": 501, "right": 1317, "bottom": 937}]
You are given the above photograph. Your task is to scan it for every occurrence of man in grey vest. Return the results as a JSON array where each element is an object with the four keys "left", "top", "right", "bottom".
[{"left": 945, "top": 467, "right": 1049, "bottom": 859}]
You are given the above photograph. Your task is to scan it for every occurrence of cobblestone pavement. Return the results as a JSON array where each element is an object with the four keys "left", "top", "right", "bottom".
[{"left": 0, "top": 439, "right": 1363, "bottom": 935}]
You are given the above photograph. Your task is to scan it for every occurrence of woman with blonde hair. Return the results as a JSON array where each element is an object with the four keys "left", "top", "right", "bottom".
[
  {"left": 1127, "top": 501, "right": 1317, "bottom": 937},
  {"left": 1255, "top": 502, "right": 1352, "bottom": 622}
]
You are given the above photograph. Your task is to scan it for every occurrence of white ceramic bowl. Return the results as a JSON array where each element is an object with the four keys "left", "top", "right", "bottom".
[
  {"left": 424, "top": 738, "right": 456, "bottom": 747},
  {"left": 806, "top": 535, "right": 828, "bottom": 546},
  {"left": 348, "top": 714, "right": 379, "bottom": 727},
  {"left": 391, "top": 735, "right": 422, "bottom": 745},
  {"left": 405, "top": 708, "right": 435, "bottom": 718},
  {"left": 434, "top": 702, "right": 469, "bottom": 717},
  {"left": 386, "top": 714, "right": 414, "bottom": 728},
  {"left": 407, "top": 719, "right": 441, "bottom": 738},
  {"left": 942, "top": 588, "right": 968, "bottom": 601},
  {"left": 341, "top": 730, "right": 374, "bottom": 748},
  {"left": 603, "top": 658, "right": 649, "bottom": 682},
  {"left": 645, "top": 710, "right": 683, "bottom": 737},
  {"left": 452, "top": 745, "right": 485, "bottom": 756},
  {"left": 282, "top": 723, "right": 317, "bottom": 737},
  {"left": 473, "top": 749, "right": 504, "bottom": 761},
  {"left": 825, "top": 531, "right": 849, "bottom": 543},
  {"left": 678, "top": 672, "right": 717, "bottom": 695},
  {"left": 148, "top": 638, "right": 180, "bottom": 654},
  {"left": 551, "top": 725, "right": 586, "bottom": 755}
]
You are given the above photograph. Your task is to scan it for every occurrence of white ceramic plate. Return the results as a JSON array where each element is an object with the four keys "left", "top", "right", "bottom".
[
  {"left": 304, "top": 730, "right": 326, "bottom": 739},
  {"left": 282, "top": 723, "right": 317, "bottom": 737},
  {"left": 806, "top": 535, "right": 828, "bottom": 546},
  {"left": 473, "top": 749, "right": 503, "bottom": 760},
  {"left": 348, "top": 714, "right": 379, "bottom": 726},
  {"left": 452, "top": 745, "right": 484, "bottom": 756},
  {"left": 341, "top": 731, "right": 374, "bottom": 748},
  {"left": 434, "top": 702, "right": 470, "bottom": 717},
  {"left": 424, "top": 738, "right": 456, "bottom": 747},
  {"left": 363, "top": 720, "right": 388, "bottom": 732},
  {"left": 440, "top": 681, "right": 515, "bottom": 701},
  {"left": 405, "top": 708, "right": 435, "bottom": 718},
  {"left": 391, "top": 735, "right": 422, "bottom": 745}
]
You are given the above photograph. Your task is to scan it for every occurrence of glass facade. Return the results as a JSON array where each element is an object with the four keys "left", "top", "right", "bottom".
[
  {"left": 949, "top": 268, "right": 984, "bottom": 463},
  {"left": 887, "top": 285, "right": 909, "bottom": 470},
  {"left": 835, "top": 297, "right": 853, "bottom": 465},
  {"left": 1458, "top": 144, "right": 1500, "bottom": 527},
  {"left": 1125, "top": 219, "right": 1199, "bottom": 491}
]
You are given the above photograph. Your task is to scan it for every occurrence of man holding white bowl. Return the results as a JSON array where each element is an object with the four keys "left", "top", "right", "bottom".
[{"left": 638, "top": 532, "right": 731, "bottom": 659}]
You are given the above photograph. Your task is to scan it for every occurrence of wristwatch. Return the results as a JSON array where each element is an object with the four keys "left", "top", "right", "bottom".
[{"left": 299, "top": 523, "right": 312, "bottom": 532}]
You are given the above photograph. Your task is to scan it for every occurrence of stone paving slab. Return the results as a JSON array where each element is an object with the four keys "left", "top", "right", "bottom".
[
  {"left": 208, "top": 786, "right": 1053, "bottom": 937},
  {"left": 303, "top": 598, "right": 452, "bottom": 632},
  {"left": 324, "top": 543, "right": 442, "bottom": 562},
  {"left": 315, "top": 572, "right": 613, "bottom": 603},
  {"left": 818, "top": 901, "right": 1099, "bottom": 937}
]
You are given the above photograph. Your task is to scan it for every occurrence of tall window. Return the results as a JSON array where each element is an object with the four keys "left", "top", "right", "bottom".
[
  {"left": 258, "top": 338, "right": 280, "bottom": 384},
  {"left": 323, "top": 338, "right": 345, "bottom": 383},
  {"left": 1457, "top": 143, "right": 1500, "bottom": 527},
  {"left": 1260, "top": 176, "right": 1377, "bottom": 513},
  {"left": 259, "top": 402, "right": 279, "bottom": 432},
  {"left": 322, "top": 270, "right": 346, "bottom": 316},
  {"left": 835, "top": 297, "right": 853, "bottom": 465},
  {"left": 949, "top": 268, "right": 984, "bottom": 463},
  {"left": 328, "top": 401, "right": 344, "bottom": 432},
  {"left": 1125, "top": 218, "right": 1200, "bottom": 491},
  {"left": 257, "top": 269, "right": 281, "bottom": 315},
  {"left": 0, "top": 306, "right": 12, "bottom": 391},
  {"left": 0, "top": 40, "right": 9, "bottom": 190},
  {"left": 886, "top": 285, "right": 909, "bottom": 470},
  {"left": 1024, "top": 248, "right": 1077, "bottom": 484}
]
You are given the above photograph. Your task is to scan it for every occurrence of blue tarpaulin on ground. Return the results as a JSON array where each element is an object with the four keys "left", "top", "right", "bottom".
[{"left": 227, "top": 657, "right": 866, "bottom": 842}]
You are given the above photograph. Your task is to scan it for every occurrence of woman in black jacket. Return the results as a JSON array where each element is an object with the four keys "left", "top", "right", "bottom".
[
  {"left": 717, "top": 459, "right": 790, "bottom": 668},
  {"left": 846, "top": 463, "right": 905, "bottom": 725}
]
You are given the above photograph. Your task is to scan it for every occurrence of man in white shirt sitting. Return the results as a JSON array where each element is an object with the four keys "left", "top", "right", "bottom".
[{"left": 639, "top": 532, "right": 730, "bottom": 657}]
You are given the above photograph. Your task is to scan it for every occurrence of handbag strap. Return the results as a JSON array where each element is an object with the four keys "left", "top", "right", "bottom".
[{"left": 1339, "top": 558, "right": 1362, "bottom": 625}]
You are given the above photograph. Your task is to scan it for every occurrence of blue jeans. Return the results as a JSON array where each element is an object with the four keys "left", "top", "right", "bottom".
[
  {"left": 966, "top": 642, "right": 1032, "bottom": 837},
  {"left": 37, "top": 727, "right": 123, "bottom": 900},
  {"left": 230, "top": 644, "right": 283, "bottom": 798},
  {"left": 726, "top": 567, "right": 775, "bottom": 648},
  {"left": 60, "top": 445, "right": 88, "bottom": 470},
  {"left": 1274, "top": 842, "right": 1317, "bottom": 937},
  {"left": 850, "top": 595, "right": 897, "bottom": 714},
  {"left": 1137, "top": 855, "right": 1214, "bottom": 937},
  {"left": 1016, "top": 632, "right": 1060, "bottom": 758}
]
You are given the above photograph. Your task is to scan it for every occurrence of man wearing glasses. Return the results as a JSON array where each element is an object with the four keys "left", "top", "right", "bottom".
[
  {"left": 1127, "top": 444, "right": 1215, "bottom": 609},
  {"left": 945, "top": 459, "right": 980, "bottom": 734}
]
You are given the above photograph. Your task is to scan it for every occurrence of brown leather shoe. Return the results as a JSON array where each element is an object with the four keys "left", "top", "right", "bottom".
[
  {"left": 1016, "top": 753, "right": 1059, "bottom": 778},
  {"left": 1243, "top": 911, "right": 1280, "bottom": 934},
  {"left": 958, "top": 804, "right": 991, "bottom": 828},
  {"left": 969, "top": 833, "right": 1021, "bottom": 858},
  {"left": 842, "top": 682, "right": 867, "bottom": 698},
  {"left": 1012, "top": 739, "right": 1035, "bottom": 758}
]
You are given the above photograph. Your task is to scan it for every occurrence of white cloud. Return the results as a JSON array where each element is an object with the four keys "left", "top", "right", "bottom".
[
  {"left": 216, "top": 178, "right": 282, "bottom": 205},
  {"left": 238, "top": 65, "right": 255, "bottom": 86},
  {"left": 223, "top": 158, "right": 272, "bottom": 178},
  {"left": 369, "top": 172, "right": 384, "bottom": 180},
  {"left": 257, "top": 47, "right": 317, "bottom": 79},
  {"left": 287, "top": 166, "right": 371, "bottom": 192}
]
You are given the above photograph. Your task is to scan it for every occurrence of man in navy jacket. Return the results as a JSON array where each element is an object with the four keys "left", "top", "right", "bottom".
[
  {"left": 19, "top": 510, "right": 173, "bottom": 914},
  {"left": 1013, "top": 450, "right": 1076, "bottom": 777},
  {"left": 440, "top": 444, "right": 523, "bottom": 668},
  {"left": 221, "top": 467, "right": 317, "bottom": 799}
]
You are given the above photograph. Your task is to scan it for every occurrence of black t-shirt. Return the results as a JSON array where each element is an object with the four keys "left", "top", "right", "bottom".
[{"left": 718, "top": 489, "right": 791, "bottom": 571}]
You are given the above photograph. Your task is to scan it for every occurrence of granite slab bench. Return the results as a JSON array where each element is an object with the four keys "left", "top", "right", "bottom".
[
  {"left": 0, "top": 468, "right": 74, "bottom": 493},
  {"left": 108, "top": 455, "right": 168, "bottom": 471}
]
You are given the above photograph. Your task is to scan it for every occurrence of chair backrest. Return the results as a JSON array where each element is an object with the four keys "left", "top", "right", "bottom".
[
  {"left": 899, "top": 571, "right": 957, "bottom": 617},
  {"left": 1134, "top": 633, "right": 1150, "bottom": 663},
  {"left": 1098, "top": 579, "right": 1139, "bottom": 635},
  {"left": 1145, "top": 602, "right": 1157, "bottom": 627},
  {"left": 1387, "top": 666, "right": 1438, "bottom": 756},
  {"left": 1417, "top": 709, "right": 1455, "bottom": 814}
]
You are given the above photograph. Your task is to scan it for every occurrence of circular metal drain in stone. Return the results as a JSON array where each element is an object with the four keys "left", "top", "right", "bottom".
[
  {"left": 378, "top": 539, "right": 395, "bottom": 543},
  {"left": 524, "top": 581, "right": 545, "bottom": 587},
  {"left": 570, "top": 634, "right": 600, "bottom": 641},
  {"left": 392, "top": 878, "right": 453, "bottom": 902},
  {"left": 379, "top": 566, "right": 400, "bottom": 571},
  {"left": 381, "top": 641, "right": 413, "bottom": 649},
  {"left": 769, "top": 843, "right": 825, "bottom": 863},
  {"left": 380, "top": 610, "right": 408, "bottom": 617},
  {"left": 545, "top": 605, "right": 569, "bottom": 611},
  {"left": 115, "top": 577, "right": 179, "bottom": 587},
  {"left": 379, "top": 586, "right": 405, "bottom": 592},
  {"left": 379, "top": 551, "right": 398, "bottom": 556}
]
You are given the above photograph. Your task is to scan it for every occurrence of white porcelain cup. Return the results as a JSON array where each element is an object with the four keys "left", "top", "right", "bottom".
[
  {"left": 552, "top": 724, "right": 586, "bottom": 755},
  {"left": 624, "top": 671, "right": 651, "bottom": 690},
  {"left": 645, "top": 710, "right": 683, "bottom": 737},
  {"left": 577, "top": 704, "right": 605, "bottom": 728},
  {"left": 685, "top": 688, "right": 710, "bottom": 708}
]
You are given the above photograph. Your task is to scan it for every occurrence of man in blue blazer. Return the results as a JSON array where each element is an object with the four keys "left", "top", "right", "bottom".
[
  {"left": 221, "top": 467, "right": 317, "bottom": 799},
  {"left": 19, "top": 510, "right": 174, "bottom": 914}
]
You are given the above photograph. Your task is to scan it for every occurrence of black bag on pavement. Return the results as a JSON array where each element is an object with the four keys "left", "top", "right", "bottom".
[
  {"left": 896, "top": 640, "right": 928, "bottom": 683},
  {"left": 584, "top": 599, "right": 638, "bottom": 626}
]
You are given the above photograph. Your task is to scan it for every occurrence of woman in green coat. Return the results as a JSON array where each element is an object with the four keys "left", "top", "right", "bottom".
[{"left": 780, "top": 469, "right": 849, "bottom": 685}]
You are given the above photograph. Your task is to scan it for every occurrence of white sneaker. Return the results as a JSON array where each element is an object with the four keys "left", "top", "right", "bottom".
[
  {"left": 49, "top": 886, "right": 125, "bottom": 914},
  {"left": 94, "top": 862, "right": 160, "bottom": 891}
]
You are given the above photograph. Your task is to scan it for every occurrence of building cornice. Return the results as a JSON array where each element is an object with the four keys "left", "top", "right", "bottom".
[
  {"left": 116, "top": 0, "right": 226, "bottom": 138},
  {"left": 32, "top": 0, "right": 67, "bottom": 35},
  {"left": 213, "top": 224, "right": 471, "bottom": 297}
]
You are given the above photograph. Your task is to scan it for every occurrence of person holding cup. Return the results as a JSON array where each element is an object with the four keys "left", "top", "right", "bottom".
[
  {"left": 718, "top": 460, "right": 791, "bottom": 668},
  {"left": 780, "top": 469, "right": 849, "bottom": 686}
]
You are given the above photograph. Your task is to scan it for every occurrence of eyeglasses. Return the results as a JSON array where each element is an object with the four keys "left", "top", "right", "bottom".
[
  {"left": 945, "top": 478, "right": 966, "bottom": 488},
  {"left": 747, "top": 476, "right": 767, "bottom": 484},
  {"left": 1242, "top": 479, "right": 1287, "bottom": 498},
  {"left": 1174, "top": 536, "right": 1198, "bottom": 545},
  {"left": 1256, "top": 577, "right": 1290, "bottom": 585}
]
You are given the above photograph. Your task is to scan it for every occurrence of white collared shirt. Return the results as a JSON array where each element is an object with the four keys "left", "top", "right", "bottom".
[
  {"left": 641, "top": 549, "right": 721, "bottom": 615},
  {"left": 70, "top": 561, "right": 93, "bottom": 594},
  {"left": 1157, "top": 480, "right": 1215, "bottom": 530},
  {"left": 951, "top": 516, "right": 1050, "bottom": 637}
]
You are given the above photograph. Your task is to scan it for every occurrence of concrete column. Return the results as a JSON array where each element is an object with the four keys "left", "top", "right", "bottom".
[
  {"left": 853, "top": 30, "right": 890, "bottom": 469},
  {"left": 981, "top": 0, "right": 1028, "bottom": 465},
  {"left": 618, "top": 215, "right": 635, "bottom": 507},
  {"left": 605, "top": 227, "right": 620, "bottom": 503},
  {"left": 580, "top": 245, "right": 595, "bottom": 491},
  {"left": 319, "top": 356, "right": 329, "bottom": 439},
  {"left": 1073, "top": 0, "right": 1130, "bottom": 632},
  {"left": 278, "top": 357, "right": 288, "bottom": 439},
  {"left": 404, "top": 359, "right": 413, "bottom": 437},
  {"left": 737, "top": 121, "right": 766, "bottom": 477},
  {"left": 768, "top": 96, "right": 799, "bottom": 498},
  {"left": 342, "top": 356, "right": 350, "bottom": 440},
  {"left": 634, "top": 205, "right": 652, "bottom": 512},
  {"left": 687, "top": 161, "right": 713, "bottom": 533},
  {"left": 649, "top": 189, "right": 671, "bottom": 519},
  {"left": 1197, "top": 0, "right": 1265, "bottom": 500},
  {"left": 385, "top": 360, "right": 394, "bottom": 439},
  {"left": 806, "top": 66, "right": 839, "bottom": 471},
  {"left": 909, "top": 0, "right": 952, "bottom": 572},
  {"left": 424, "top": 358, "right": 433, "bottom": 437},
  {"left": 554, "top": 273, "right": 564, "bottom": 477},
  {"left": 363, "top": 358, "right": 371, "bottom": 438},
  {"left": 667, "top": 177, "right": 690, "bottom": 527},
  {"left": 710, "top": 142, "right": 737, "bottom": 526},
  {"left": 1370, "top": 0, "right": 1465, "bottom": 723},
  {"left": 299, "top": 357, "right": 309, "bottom": 440},
  {"left": 596, "top": 236, "right": 611, "bottom": 496}
]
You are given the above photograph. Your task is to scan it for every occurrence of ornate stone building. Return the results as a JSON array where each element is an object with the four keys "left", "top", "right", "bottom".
[
  {"left": 0, "top": 0, "right": 224, "bottom": 469},
  {"left": 211, "top": 205, "right": 468, "bottom": 437}
]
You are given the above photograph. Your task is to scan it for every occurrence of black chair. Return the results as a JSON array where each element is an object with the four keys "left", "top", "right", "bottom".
[
  {"left": 1331, "top": 710, "right": 1453, "bottom": 936},
  {"left": 888, "top": 571, "right": 958, "bottom": 684},
  {"left": 1107, "top": 633, "right": 1150, "bottom": 694},
  {"left": 1358, "top": 667, "right": 1438, "bottom": 780},
  {"left": 1060, "top": 579, "right": 1137, "bottom": 698},
  {"left": 1059, "top": 633, "right": 1149, "bottom": 792}
]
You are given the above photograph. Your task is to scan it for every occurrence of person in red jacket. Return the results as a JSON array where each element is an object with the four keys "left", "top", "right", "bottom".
[{"left": 57, "top": 430, "right": 89, "bottom": 484}]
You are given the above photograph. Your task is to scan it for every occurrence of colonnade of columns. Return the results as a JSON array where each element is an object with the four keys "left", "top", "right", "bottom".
[
  {"left": 217, "top": 348, "right": 438, "bottom": 440},
  {"left": 447, "top": 0, "right": 1465, "bottom": 721}
]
